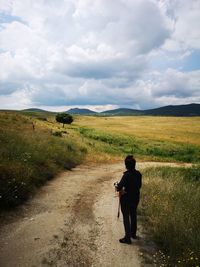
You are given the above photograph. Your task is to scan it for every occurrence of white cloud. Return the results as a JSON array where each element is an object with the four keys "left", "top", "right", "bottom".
[
  {"left": 0, "top": 0, "right": 199, "bottom": 110},
  {"left": 150, "top": 69, "right": 200, "bottom": 97},
  {"left": 0, "top": 87, "right": 32, "bottom": 109},
  {"left": 162, "top": 0, "right": 200, "bottom": 51}
]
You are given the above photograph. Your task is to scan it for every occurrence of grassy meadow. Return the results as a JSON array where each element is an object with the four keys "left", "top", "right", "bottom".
[
  {"left": 0, "top": 111, "right": 87, "bottom": 209},
  {"left": 72, "top": 115, "right": 200, "bottom": 163}
]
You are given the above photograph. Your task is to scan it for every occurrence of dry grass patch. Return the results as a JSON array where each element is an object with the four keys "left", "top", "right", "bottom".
[
  {"left": 140, "top": 166, "right": 200, "bottom": 267},
  {"left": 0, "top": 112, "right": 86, "bottom": 209},
  {"left": 74, "top": 116, "right": 200, "bottom": 145}
]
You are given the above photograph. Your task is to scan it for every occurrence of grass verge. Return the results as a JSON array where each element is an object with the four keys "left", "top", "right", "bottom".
[
  {"left": 140, "top": 166, "right": 200, "bottom": 267},
  {"left": 0, "top": 112, "right": 86, "bottom": 209}
]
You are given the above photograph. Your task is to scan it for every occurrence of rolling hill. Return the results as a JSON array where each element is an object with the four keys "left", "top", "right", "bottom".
[
  {"left": 144, "top": 103, "right": 200, "bottom": 116},
  {"left": 100, "top": 108, "right": 143, "bottom": 116},
  {"left": 100, "top": 103, "right": 200, "bottom": 116},
  {"left": 22, "top": 108, "right": 50, "bottom": 113},
  {"left": 66, "top": 108, "right": 97, "bottom": 115}
]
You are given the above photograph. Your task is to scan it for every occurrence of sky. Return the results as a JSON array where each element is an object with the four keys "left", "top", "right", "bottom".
[{"left": 0, "top": 0, "right": 200, "bottom": 111}]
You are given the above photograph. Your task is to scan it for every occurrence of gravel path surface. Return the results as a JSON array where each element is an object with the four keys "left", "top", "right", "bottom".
[{"left": 0, "top": 162, "right": 189, "bottom": 267}]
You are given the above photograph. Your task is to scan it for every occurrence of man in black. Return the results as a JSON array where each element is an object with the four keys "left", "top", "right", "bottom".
[{"left": 115, "top": 155, "right": 142, "bottom": 244}]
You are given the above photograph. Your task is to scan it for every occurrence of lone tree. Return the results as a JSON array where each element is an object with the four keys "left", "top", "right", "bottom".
[{"left": 56, "top": 113, "right": 73, "bottom": 127}]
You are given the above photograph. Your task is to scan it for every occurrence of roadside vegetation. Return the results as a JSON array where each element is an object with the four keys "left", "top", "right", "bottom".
[
  {"left": 140, "top": 166, "right": 200, "bottom": 267},
  {"left": 0, "top": 112, "right": 86, "bottom": 209}
]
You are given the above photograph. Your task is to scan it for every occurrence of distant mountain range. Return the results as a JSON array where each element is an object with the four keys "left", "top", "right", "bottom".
[
  {"left": 21, "top": 103, "right": 200, "bottom": 116},
  {"left": 22, "top": 108, "right": 51, "bottom": 113},
  {"left": 143, "top": 104, "right": 200, "bottom": 116},
  {"left": 99, "top": 108, "right": 143, "bottom": 115},
  {"left": 66, "top": 103, "right": 200, "bottom": 116},
  {"left": 66, "top": 108, "right": 97, "bottom": 115}
]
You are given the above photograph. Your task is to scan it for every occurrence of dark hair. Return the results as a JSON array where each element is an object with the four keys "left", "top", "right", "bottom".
[{"left": 125, "top": 155, "right": 136, "bottom": 170}]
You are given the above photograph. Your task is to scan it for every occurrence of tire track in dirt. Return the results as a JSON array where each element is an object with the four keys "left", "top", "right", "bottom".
[
  {"left": 0, "top": 164, "right": 119, "bottom": 267},
  {"left": 44, "top": 171, "right": 115, "bottom": 267}
]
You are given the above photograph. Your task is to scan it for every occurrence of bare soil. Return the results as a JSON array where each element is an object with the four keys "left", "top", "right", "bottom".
[{"left": 0, "top": 162, "right": 189, "bottom": 267}]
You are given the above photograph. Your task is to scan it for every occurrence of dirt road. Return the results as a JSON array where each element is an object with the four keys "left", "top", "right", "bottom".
[{"left": 0, "top": 162, "right": 187, "bottom": 267}]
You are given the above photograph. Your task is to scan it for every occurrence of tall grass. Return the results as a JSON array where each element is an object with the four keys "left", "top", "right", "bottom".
[
  {"left": 77, "top": 127, "right": 200, "bottom": 163},
  {"left": 140, "top": 166, "right": 200, "bottom": 267},
  {"left": 0, "top": 112, "right": 86, "bottom": 209}
]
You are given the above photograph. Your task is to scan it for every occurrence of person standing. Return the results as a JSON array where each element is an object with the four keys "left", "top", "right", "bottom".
[{"left": 115, "top": 155, "right": 142, "bottom": 244}]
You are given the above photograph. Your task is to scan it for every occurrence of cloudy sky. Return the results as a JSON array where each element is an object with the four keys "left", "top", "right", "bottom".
[{"left": 0, "top": 0, "right": 200, "bottom": 111}]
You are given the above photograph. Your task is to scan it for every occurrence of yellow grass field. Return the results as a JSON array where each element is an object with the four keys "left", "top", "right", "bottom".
[{"left": 73, "top": 116, "right": 200, "bottom": 145}]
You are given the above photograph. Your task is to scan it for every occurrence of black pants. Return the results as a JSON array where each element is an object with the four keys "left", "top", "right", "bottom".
[{"left": 120, "top": 199, "right": 139, "bottom": 238}]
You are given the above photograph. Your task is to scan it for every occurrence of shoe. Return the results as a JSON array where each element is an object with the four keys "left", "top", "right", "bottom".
[{"left": 119, "top": 237, "right": 132, "bottom": 244}]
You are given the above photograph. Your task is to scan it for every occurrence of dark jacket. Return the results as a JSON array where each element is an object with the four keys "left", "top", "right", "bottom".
[{"left": 117, "top": 169, "right": 142, "bottom": 204}]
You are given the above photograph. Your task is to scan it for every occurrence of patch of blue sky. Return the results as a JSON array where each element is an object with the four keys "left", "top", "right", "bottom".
[
  {"left": 181, "top": 50, "right": 200, "bottom": 71},
  {"left": 149, "top": 51, "right": 182, "bottom": 72},
  {"left": 0, "top": 48, "right": 6, "bottom": 53},
  {"left": 0, "top": 11, "right": 25, "bottom": 24},
  {"left": 149, "top": 49, "right": 200, "bottom": 73}
]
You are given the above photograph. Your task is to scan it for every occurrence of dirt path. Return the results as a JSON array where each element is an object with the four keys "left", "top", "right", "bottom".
[{"left": 0, "top": 162, "right": 189, "bottom": 267}]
